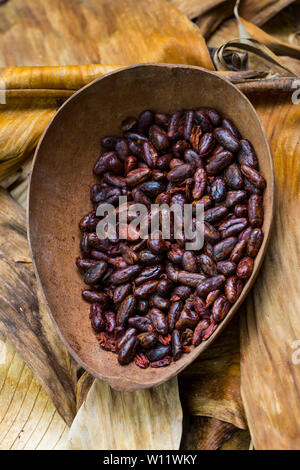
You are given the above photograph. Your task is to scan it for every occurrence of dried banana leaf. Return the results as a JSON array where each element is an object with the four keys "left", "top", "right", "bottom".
[
  {"left": 0, "top": 334, "right": 69, "bottom": 450},
  {"left": 239, "top": 0, "right": 296, "bottom": 26},
  {"left": 0, "top": 188, "right": 77, "bottom": 426},
  {"left": 171, "top": 0, "right": 227, "bottom": 20},
  {"left": 66, "top": 378, "right": 182, "bottom": 450},
  {"left": 241, "top": 93, "right": 300, "bottom": 449},
  {"left": 179, "top": 316, "right": 247, "bottom": 430},
  {"left": 0, "top": 0, "right": 213, "bottom": 68},
  {"left": 238, "top": 17, "right": 300, "bottom": 60},
  {"left": 182, "top": 416, "right": 250, "bottom": 450},
  {"left": 196, "top": 1, "right": 236, "bottom": 39}
]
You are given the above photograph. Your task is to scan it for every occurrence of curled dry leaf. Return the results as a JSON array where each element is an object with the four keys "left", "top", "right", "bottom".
[
  {"left": 0, "top": 335, "right": 69, "bottom": 450},
  {"left": 181, "top": 416, "right": 250, "bottom": 450},
  {"left": 66, "top": 378, "right": 182, "bottom": 450},
  {"left": 240, "top": 92, "right": 300, "bottom": 450}
]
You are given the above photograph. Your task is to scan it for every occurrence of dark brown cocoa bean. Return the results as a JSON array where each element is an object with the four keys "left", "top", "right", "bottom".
[
  {"left": 82, "top": 290, "right": 110, "bottom": 307},
  {"left": 155, "top": 113, "right": 170, "bottom": 129},
  {"left": 225, "top": 275, "right": 243, "bottom": 303},
  {"left": 196, "top": 275, "right": 226, "bottom": 298},
  {"left": 136, "top": 299, "right": 148, "bottom": 314},
  {"left": 149, "top": 308, "right": 168, "bottom": 335},
  {"left": 213, "top": 237, "right": 237, "bottom": 261},
  {"left": 184, "top": 149, "right": 203, "bottom": 168},
  {"left": 137, "top": 332, "right": 157, "bottom": 349},
  {"left": 198, "top": 133, "right": 215, "bottom": 157},
  {"left": 171, "top": 286, "right": 193, "bottom": 301},
  {"left": 157, "top": 153, "right": 173, "bottom": 170},
  {"left": 247, "top": 228, "right": 264, "bottom": 257},
  {"left": 128, "top": 316, "right": 152, "bottom": 332},
  {"left": 105, "top": 311, "right": 116, "bottom": 335},
  {"left": 172, "top": 330, "right": 182, "bottom": 361},
  {"left": 124, "top": 155, "right": 137, "bottom": 175},
  {"left": 157, "top": 278, "right": 174, "bottom": 296},
  {"left": 119, "top": 243, "right": 138, "bottom": 265},
  {"left": 225, "top": 163, "right": 243, "bottom": 189},
  {"left": 89, "top": 303, "right": 106, "bottom": 332},
  {"left": 115, "top": 139, "right": 129, "bottom": 161},
  {"left": 126, "top": 168, "right": 151, "bottom": 187},
  {"left": 79, "top": 211, "right": 98, "bottom": 232},
  {"left": 178, "top": 271, "right": 205, "bottom": 287},
  {"left": 135, "top": 265, "right": 164, "bottom": 285},
  {"left": 118, "top": 336, "right": 138, "bottom": 365},
  {"left": 192, "top": 319, "right": 210, "bottom": 346},
  {"left": 80, "top": 232, "right": 90, "bottom": 257},
  {"left": 94, "top": 152, "right": 123, "bottom": 176},
  {"left": 137, "top": 110, "right": 154, "bottom": 134},
  {"left": 168, "top": 301, "right": 184, "bottom": 331},
  {"left": 213, "top": 128, "right": 241, "bottom": 153},
  {"left": 198, "top": 254, "right": 218, "bottom": 277},
  {"left": 76, "top": 257, "right": 100, "bottom": 272},
  {"left": 237, "top": 139, "right": 258, "bottom": 169},
  {"left": 204, "top": 221, "right": 221, "bottom": 245},
  {"left": 195, "top": 110, "right": 213, "bottom": 133},
  {"left": 206, "top": 150, "right": 233, "bottom": 175},
  {"left": 167, "top": 246, "right": 184, "bottom": 264},
  {"left": 226, "top": 190, "right": 247, "bottom": 208},
  {"left": 138, "top": 250, "right": 163, "bottom": 266},
  {"left": 234, "top": 204, "right": 248, "bottom": 217},
  {"left": 167, "top": 164, "right": 193, "bottom": 182},
  {"left": 192, "top": 168, "right": 207, "bottom": 199},
  {"left": 183, "top": 110, "right": 194, "bottom": 140},
  {"left": 230, "top": 239, "right": 247, "bottom": 263},
  {"left": 83, "top": 261, "right": 108, "bottom": 285},
  {"left": 222, "top": 118, "right": 241, "bottom": 139},
  {"left": 173, "top": 139, "right": 191, "bottom": 157},
  {"left": 239, "top": 227, "right": 253, "bottom": 242},
  {"left": 206, "top": 289, "right": 221, "bottom": 307},
  {"left": 182, "top": 251, "right": 198, "bottom": 273},
  {"left": 241, "top": 165, "right": 266, "bottom": 190},
  {"left": 108, "top": 265, "right": 142, "bottom": 285},
  {"left": 220, "top": 218, "right": 248, "bottom": 238},
  {"left": 150, "top": 294, "right": 170, "bottom": 311},
  {"left": 113, "top": 283, "right": 132, "bottom": 304},
  {"left": 210, "top": 177, "right": 226, "bottom": 202},
  {"left": 248, "top": 194, "right": 264, "bottom": 227},
  {"left": 146, "top": 344, "right": 171, "bottom": 362},
  {"left": 101, "top": 136, "right": 119, "bottom": 150},
  {"left": 117, "top": 328, "right": 137, "bottom": 351},
  {"left": 216, "top": 260, "right": 236, "bottom": 276},
  {"left": 204, "top": 205, "right": 228, "bottom": 224},
  {"left": 134, "top": 280, "right": 159, "bottom": 298},
  {"left": 175, "top": 308, "right": 198, "bottom": 330},
  {"left": 237, "top": 256, "right": 254, "bottom": 280},
  {"left": 116, "top": 294, "right": 136, "bottom": 325},
  {"left": 212, "top": 295, "right": 231, "bottom": 323}
]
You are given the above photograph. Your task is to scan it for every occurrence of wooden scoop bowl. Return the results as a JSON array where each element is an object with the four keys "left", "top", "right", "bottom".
[{"left": 28, "top": 64, "right": 274, "bottom": 390}]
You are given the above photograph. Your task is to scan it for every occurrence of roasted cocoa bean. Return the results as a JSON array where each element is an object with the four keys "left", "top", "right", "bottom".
[
  {"left": 247, "top": 228, "right": 264, "bottom": 257},
  {"left": 89, "top": 303, "right": 106, "bottom": 332},
  {"left": 118, "top": 336, "right": 138, "bottom": 365},
  {"left": 248, "top": 194, "right": 264, "bottom": 227},
  {"left": 116, "top": 294, "right": 136, "bottom": 325},
  {"left": 225, "top": 275, "right": 243, "bottom": 303},
  {"left": 172, "top": 330, "right": 182, "bottom": 361},
  {"left": 149, "top": 308, "right": 169, "bottom": 335},
  {"left": 237, "top": 256, "right": 254, "bottom": 280}
]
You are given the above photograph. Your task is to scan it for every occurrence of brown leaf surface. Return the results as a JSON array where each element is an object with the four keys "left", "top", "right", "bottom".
[
  {"left": 0, "top": 335, "right": 69, "bottom": 450},
  {"left": 66, "top": 378, "right": 182, "bottom": 450},
  {"left": 0, "top": 188, "right": 77, "bottom": 426},
  {"left": 239, "top": 0, "right": 296, "bottom": 26},
  {"left": 0, "top": 0, "right": 213, "bottom": 68},
  {"left": 239, "top": 17, "right": 300, "bottom": 59},
  {"left": 181, "top": 416, "right": 236, "bottom": 450},
  {"left": 179, "top": 316, "right": 247, "bottom": 430},
  {"left": 241, "top": 93, "right": 300, "bottom": 449},
  {"left": 170, "top": 0, "right": 227, "bottom": 20}
]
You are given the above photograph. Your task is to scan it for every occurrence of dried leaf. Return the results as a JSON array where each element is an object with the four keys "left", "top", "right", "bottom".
[
  {"left": 241, "top": 93, "right": 300, "bottom": 449},
  {"left": 170, "top": 0, "right": 227, "bottom": 20},
  {"left": 66, "top": 378, "right": 182, "bottom": 450},
  {"left": 195, "top": 0, "right": 236, "bottom": 39},
  {"left": 238, "top": 17, "right": 300, "bottom": 60},
  {"left": 0, "top": 0, "right": 213, "bottom": 68},
  {"left": 0, "top": 335, "right": 69, "bottom": 450},
  {"left": 181, "top": 416, "right": 236, "bottom": 450},
  {"left": 239, "top": 0, "right": 296, "bottom": 26},
  {"left": 0, "top": 188, "right": 77, "bottom": 426},
  {"left": 179, "top": 316, "right": 247, "bottom": 430},
  {"left": 76, "top": 372, "right": 95, "bottom": 412}
]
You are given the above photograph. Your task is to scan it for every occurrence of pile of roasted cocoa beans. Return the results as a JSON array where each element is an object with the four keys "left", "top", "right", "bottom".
[{"left": 76, "top": 108, "right": 266, "bottom": 368}]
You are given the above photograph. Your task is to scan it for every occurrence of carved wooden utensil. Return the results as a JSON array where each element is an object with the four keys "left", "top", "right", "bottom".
[{"left": 28, "top": 64, "right": 274, "bottom": 390}]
